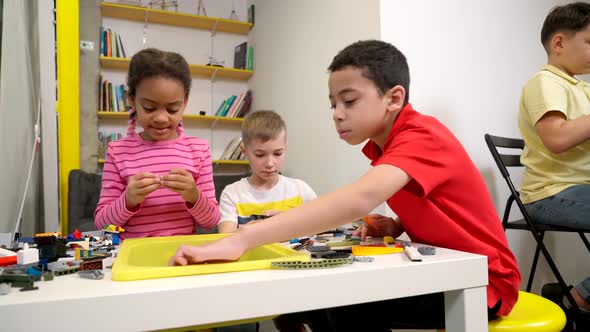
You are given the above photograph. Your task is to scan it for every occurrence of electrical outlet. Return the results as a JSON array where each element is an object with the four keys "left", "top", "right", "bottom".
[{"left": 80, "top": 40, "right": 94, "bottom": 50}]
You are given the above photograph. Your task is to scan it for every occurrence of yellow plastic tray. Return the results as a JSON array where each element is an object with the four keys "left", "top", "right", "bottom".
[{"left": 112, "top": 234, "right": 310, "bottom": 281}]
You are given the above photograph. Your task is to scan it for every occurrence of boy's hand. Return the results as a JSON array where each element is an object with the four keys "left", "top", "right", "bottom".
[
  {"left": 353, "top": 214, "right": 404, "bottom": 241},
  {"left": 161, "top": 168, "right": 200, "bottom": 205},
  {"left": 125, "top": 172, "right": 161, "bottom": 209},
  {"left": 169, "top": 236, "right": 246, "bottom": 266},
  {"left": 264, "top": 210, "right": 281, "bottom": 216}
]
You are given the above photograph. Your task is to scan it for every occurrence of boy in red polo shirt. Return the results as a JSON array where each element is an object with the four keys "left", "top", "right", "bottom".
[{"left": 170, "top": 40, "right": 521, "bottom": 330}]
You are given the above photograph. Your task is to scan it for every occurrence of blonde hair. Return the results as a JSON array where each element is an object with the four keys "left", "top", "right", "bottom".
[{"left": 242, "top": 110, "right": 286, "bottom": 145}]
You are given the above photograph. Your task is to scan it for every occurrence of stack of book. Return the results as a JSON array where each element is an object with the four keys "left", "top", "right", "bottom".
[
  {"left": 100, "top": 27, "right": 127, "bottom": 58},
  {"left": 214, "top": 90, "right": 252, "bottom": 118},
  {"left": 99, "top": 77, "right": 130, "bottom": 112},
  {"left": 98, "top": 132, "right": 124, "bottom": 160},
  {"left": 219, "top": 137, "right": 245, "bottom": 160}
]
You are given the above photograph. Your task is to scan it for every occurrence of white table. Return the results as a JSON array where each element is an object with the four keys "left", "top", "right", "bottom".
[{"left": 0, "top": 246, "right": 488, "bottom": 332}]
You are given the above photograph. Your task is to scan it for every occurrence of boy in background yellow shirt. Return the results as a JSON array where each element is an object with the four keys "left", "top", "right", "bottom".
[{"left": 518, "top": 1, "right": 590, "bottom": 316}]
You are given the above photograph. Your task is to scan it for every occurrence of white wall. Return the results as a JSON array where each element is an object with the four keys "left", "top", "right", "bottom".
[
  {"left": 380, "top": 0, "right": 589, "bottom": 292},
  {"left": 248, "top": 0, "right": 381, "bottom": 195},
  {"left": 0, "top": 0, "right": 41, "bottom": 235},
  {"left": 39, "top": 0, "right": 59, "bottom": 234}
]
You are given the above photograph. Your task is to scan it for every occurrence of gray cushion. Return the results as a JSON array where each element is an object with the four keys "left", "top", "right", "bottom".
[{"left": 68, "top": 169, "right": 102, "bottom": 233}]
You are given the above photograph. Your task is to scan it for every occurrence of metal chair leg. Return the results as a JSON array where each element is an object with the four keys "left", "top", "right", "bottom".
[
  {"left": 579, "top": 232, "right": 590, "bottom": 254},
  {"left": 526, "top": 231, "right": 545, "bottom": 292}
]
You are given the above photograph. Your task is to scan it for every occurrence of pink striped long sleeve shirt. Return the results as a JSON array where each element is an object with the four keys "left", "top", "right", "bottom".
[{"left": 94, "top": 133, "right": 220, "bottom": 239}]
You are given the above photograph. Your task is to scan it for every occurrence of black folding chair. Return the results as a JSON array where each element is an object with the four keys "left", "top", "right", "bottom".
[{"left": 484, "top": 134, "right": 590, "bottom": 318}]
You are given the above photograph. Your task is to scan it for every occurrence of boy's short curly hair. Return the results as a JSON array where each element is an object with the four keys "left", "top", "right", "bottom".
[
  {"left": 541, "top": 2, "right": 590, "bottom": 52},
  {"left": 328, "top": 40, "right": 410, "bottom": 106},
  {"left": 242, "top": 110, "right": 286, "bottom": 146}
]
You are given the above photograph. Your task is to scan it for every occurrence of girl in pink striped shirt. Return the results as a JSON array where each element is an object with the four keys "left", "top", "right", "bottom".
[{"left": 94, "top": 48, "right": 220, "bottom": 239}]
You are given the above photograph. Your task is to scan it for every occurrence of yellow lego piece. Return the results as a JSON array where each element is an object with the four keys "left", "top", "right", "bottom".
[
  {"left": 104, "top": 225, "right": 125, "bottom": 233},
  {"left": 352, "top": 246, "right": 404, "bottom": 256},
  {"left": 383, "top": 236, "right": 395, "bottom": 244},
  {"left": 35, "top": 231, "right": 62, "bottom": 237}
]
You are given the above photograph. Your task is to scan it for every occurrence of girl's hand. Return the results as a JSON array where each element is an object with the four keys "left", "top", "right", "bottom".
[
  {"left": 161, "top": 168, "right": 200, "bottom": 205},
  {"left": 125, "top": 172, "right": 161, "bottom": 209},
  {"left": 169, "top": 236, "right": 247, "bottom": 266},
  {"left": 353, "top": 214, "right": 404, "bottom": 241}
]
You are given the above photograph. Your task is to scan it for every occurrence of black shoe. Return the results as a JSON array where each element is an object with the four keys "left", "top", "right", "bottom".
[
  {"left": 575, "top": 314, "right": 590, "bottom": 331},
  {"left": 541, "top": 283, "right": 567, "bottom": 306},
  {"left": 541, "top": 283, "right": 590, "bottom": 331}
]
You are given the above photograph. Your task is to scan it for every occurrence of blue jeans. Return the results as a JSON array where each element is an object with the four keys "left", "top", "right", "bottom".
[
  {"left": 579, "top": 277, "right": 590, "bottom": 303},
  {"left": 525, "top": 184, "right": 590, "bottom": 303}
]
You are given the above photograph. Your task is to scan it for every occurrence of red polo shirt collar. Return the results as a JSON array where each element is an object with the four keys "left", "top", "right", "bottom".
[{"left": 362, "top": 103, "right": 418, "bottom": 164}]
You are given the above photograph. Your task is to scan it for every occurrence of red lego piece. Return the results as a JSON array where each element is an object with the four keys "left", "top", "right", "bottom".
[
  {"left": 80, "top": 259, "right": 103, "bottom": 271},
  {"left": 0, "top": 256, "right": 17, "bottom": 266},
  {"left": 72, "top": 229, "right": 82, "bottom": 239}
]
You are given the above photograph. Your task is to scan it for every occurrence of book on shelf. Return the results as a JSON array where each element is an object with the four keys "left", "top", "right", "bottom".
[
  {"left": 220, "top": 95, "right": 237, "bottom": 117},
  {"left": 247, "top": 46, "right": 254, "bottom": 70},
  {"left": 248, "top": 4, "right": 255, "bottom": 25},
  {"left": 213, "top": 90, "right": 252, "bottom": 118},
  {"left": 101, "top": 27, "right": 127, "bottom": 58},
  {"left": 98, "top": 131, "right": 124, "bottom": 160},
  {"left": 226, "top": 92, "right": 245, "bottom": 117},
  {"left": 100, "top": 78, "right": 130, "bottom": 112},
  {"left": 234, "top": 42, "right": 247, "bottom": 70},
  {"left": 219, "top": 137, "right": 244, "bottom": 160}
]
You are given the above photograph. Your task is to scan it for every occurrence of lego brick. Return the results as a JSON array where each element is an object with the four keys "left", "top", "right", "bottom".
[
  {"left": 80, "top": 259, "right": 103, "bottom": 271},
  {"left": 17, "top": 244, "right": 39, "bottom": 265},
  {"left": 0, "top": 274, "right": 34, "bottom": 288},
  {"left": 418, "top": 246, "right": 436, "bottom": 255},
  {"left": 79, "top": 270, "right": 104, "bottom": 280},
  {"left": 307, "top": 245, "right": 331, "bottom": 253},
  {"left": 53, "top": 267, "right": 79, "bottom": 276},
  {"left": 351, "top": 246, "right": 404, "bottom": 256},
  {"left": 310, "top": 250, "right": 338, "bottom": 258},
  {"left": 271, "top": 257, "right": 354, "bottom": 269}
]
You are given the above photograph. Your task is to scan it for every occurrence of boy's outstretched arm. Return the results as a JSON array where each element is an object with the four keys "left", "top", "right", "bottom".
[
  {"left": 170, "top": 164, "right": 411, "bottom": 265},
  {"left": 218, "top": 221, "right": 238, "bottom": 233},
  {"left": 536, "top": 111, "right": 590, "bottom": 154}
]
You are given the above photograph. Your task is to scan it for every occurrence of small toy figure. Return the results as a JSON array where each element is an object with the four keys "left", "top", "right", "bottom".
[{"left": 103, "top": 225, "right": 125, "bottom": 245}]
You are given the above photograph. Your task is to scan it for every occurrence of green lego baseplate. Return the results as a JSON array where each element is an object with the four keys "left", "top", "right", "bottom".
[
  {"left": 326, "top": 240, "right": 361, "bottom": 247},
  {"left": 271, "top": 257, "right": 354, "bottom": 269}
]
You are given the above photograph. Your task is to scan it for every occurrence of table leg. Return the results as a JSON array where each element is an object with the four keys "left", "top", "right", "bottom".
[{"left": 444, "top": 286, "right": 487, "bottom": 331}]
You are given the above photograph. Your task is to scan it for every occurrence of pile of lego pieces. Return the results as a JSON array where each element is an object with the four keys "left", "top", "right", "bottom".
[{"left": 0, "top": 226, "right": 123, "bottom": 295}]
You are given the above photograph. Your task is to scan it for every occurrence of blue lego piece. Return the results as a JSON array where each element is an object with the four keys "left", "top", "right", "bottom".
[
  {"left": 38, "top": 259, "right": 49, "bottom": 271},
  {"left": 26, "top": 266, "right": 43, "bottom": 277},
  {"left": 112, "top": 233, "right": 119, "bottom": 245},
  {"left": 18, "top": 237, "right": 35, "bottom": 244}
]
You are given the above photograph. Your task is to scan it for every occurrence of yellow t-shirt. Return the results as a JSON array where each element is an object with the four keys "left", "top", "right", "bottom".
[{"left": 518, "top": 65, "right": 590, "bottom": 204}]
